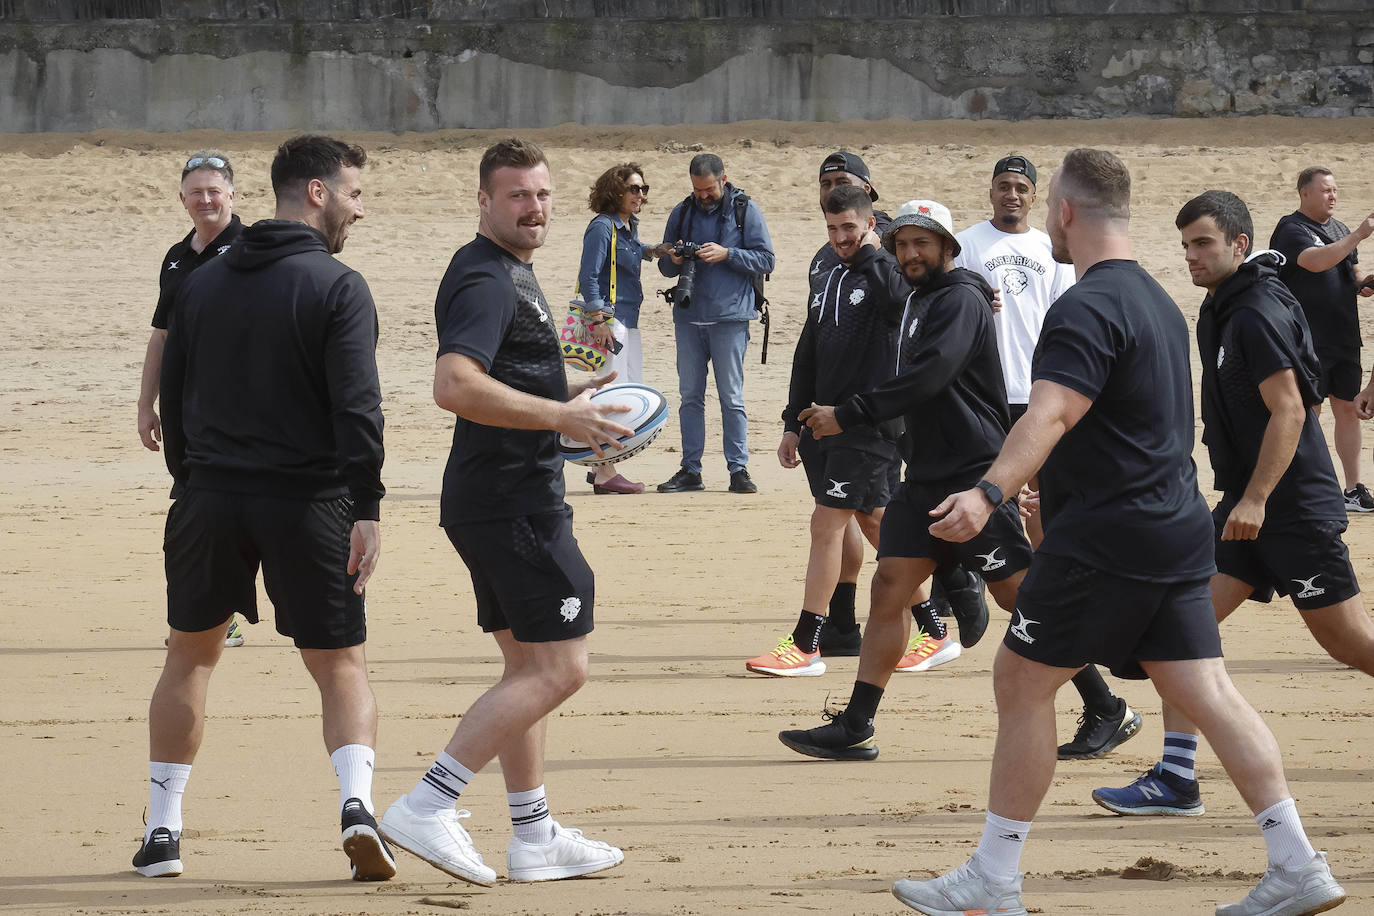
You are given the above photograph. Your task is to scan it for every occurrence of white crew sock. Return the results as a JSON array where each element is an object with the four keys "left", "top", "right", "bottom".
[
  {"left": 407, "top": 751, "right": 474, "bottom": 817},
  {"left": 508, "top": 784, "right": 555, "bottom": 845},
  {"left": 1256, "top": 798, "right": 1316, "bottom": 869},
  {"left": 1159, "top": 731, "right": 1199, "bottom": 781},
  {"left": 330, "top": 744, "right": 377, "bottom": 815},
  {"left": 970, "top": 811, "right": 1031, "bottom": 885},
  {"left": 146, "top": 762, "right": 192, "bottom": 841}
]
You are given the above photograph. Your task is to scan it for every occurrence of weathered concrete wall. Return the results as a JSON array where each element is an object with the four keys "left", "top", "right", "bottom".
[{"left": 1, "top": 2, "right": 1370, "bottom": 132}]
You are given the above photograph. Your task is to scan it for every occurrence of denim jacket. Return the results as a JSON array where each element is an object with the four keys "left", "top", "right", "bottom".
[
  {"left": 658, "top": 184, "right": 775, "bottom": 325},
  {"left": 578, "top": 212, "right": 651, "bottom": 329}
]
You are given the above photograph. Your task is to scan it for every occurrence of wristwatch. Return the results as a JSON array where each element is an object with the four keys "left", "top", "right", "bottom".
[{"left": 974, "top": 479, "right": 1004, "bottom": 507}]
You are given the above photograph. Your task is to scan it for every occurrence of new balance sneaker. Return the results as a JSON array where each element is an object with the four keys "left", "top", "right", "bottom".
[
  {"left": 507, "top": 821, "right": 624, "bottom": 882},
  {"left": 1215, "top": 851, "right": 1345, "bottom": 916},
  {"left": 778, "top": 711, "right": 878, "bottom": 760},
  {"left": 1057, "top": 699, "right": 1142, "bottom": 759},
  {"left": 892, "top": 859, "right": 1028, "bottom": 915},
  {"left": 895, "top": 630, "right": 962, "bottom": 673},
  {"left": 745, "top": 635, "right": 825, "bottom": 677},
  {"left": 1343, "top": 484, "right": 1374, "bottom": 513},
  {"left": 932, "top": 565, "right": 991, "bottom": 649},
  {"left": 341, "top": 797, "right": 397, "bottom": 881},
  {"left": 224, "top": 616, "right": 245, "bottom": 647},
  {"left": 132, "top": 826, "right": 183, "bottom": 878},
  {"left": 1091, "top": 764, "right": 1205, "bottom": 816},
  {"left": 379, "top": 796, "right": 497, "bottom": 886},
  {"left": 818, "top": 620, "right": 863, "bottom": 657}
]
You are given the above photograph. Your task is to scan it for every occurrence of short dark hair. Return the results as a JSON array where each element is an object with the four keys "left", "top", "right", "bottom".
[
  {"left": 480, "top": 138, "right": 548, "bottom": 192},
  {"left": 1176, "top": 190, "right": 1253, "bottom": 255},
  {"left": 823, "top": 185, "right": 873, "bottom": 217},
  {"left": 1056, "top": 147, "right": 1130, "bottom": 221},
  {"left": 689, "top": 153, "right": 725, "bottom": 179},
  {"left": 270, "top": 134, "right": 366, "bottom": 200},
  {"left": 181, "top": 149, "right": 234, "bottom": 187},
  {"left": 588, "top": 163, "right": 646, "bottom": 214},
  {"left": 1297, "top": 166, "right": 1333, "bottom": 191}
]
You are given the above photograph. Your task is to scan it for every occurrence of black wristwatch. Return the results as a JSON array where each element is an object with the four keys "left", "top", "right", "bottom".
[{"left": 974, "top": 479, "right": 1005, "bottom": 507}]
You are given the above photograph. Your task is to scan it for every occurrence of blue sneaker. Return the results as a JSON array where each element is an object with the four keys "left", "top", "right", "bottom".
[{"left": 1092, "top": 763, "right": 1205, "bottom": 816}]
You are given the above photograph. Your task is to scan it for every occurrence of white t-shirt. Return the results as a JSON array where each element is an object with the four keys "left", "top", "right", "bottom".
[{"left": 954, "top": 221, "right": 1075, "bottom": 404}]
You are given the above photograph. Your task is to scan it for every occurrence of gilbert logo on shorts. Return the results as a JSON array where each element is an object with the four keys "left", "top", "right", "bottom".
[
  {"left": 1009, "top": 610, "right": 1038, "bottom": 645},
  {"left": 826, "top": 479, "right": 850, "bottom": 498},
  {"left": 976, "top": 547, "right": 1007, "bottom": 572},
  {"left": 560, "top": 596, "right": 582, "bottom": 622},
  {"left": 1291, "top": 575, "right": 1325, "bottom": 599}
]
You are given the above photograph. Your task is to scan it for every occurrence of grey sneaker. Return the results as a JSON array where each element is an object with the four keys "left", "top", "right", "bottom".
[
  {"left": 379, "top": 795, "right": 496, "bottom": 886},
  {"left": 507, "top": 821, "right": 624, "bottom": 882},
  {"left": 1215, "top": 851, "right": 1345, "bottom": 916},
  {"left": 892, "top": 859, "right": 1028, "bottom": 915}
]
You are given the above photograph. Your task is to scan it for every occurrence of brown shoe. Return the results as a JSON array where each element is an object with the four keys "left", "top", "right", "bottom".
[{"left": 593, "top": 474, "right": 645, "bottom": 494}]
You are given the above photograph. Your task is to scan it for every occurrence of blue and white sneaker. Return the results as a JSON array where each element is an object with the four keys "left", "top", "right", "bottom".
[{"left": 1092, "top": 763, "right": 1205, "bottom": 816}]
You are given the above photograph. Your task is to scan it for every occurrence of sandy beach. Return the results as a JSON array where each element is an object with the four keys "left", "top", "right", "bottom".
[{"left": 1, "top": 117, "right": 1372, "bottom": 915}]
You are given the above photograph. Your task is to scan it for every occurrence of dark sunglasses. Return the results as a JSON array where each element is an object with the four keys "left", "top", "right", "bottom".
[
  {"left": 626, "top": 184, "right": 650, "bottom": 196},
  {"left": 185, "top": 155, "right": 228, "bottom": 170}
]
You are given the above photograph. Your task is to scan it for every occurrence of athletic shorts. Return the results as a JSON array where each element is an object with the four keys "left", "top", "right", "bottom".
[
  {"left": 798, "top": 435, "right": 896, "bottom": 513},
  {"left": 163, "top": 488, "right": 365, "bottom": 649},
  {"left": 1317, "top": 351, "right": 1362, "bottom": 402},
  {"left": 1212, "top": 499, "right": 1360, "bottom": 610},
  {"left": 877, "top": 480, "right": 1032, "bottom": 582},
  {"left": 1008, "top": 553, "right": 1222, "bottom": 680},
  {"left": 445, "top": 505, "right": 595, "bottom": 643},
  {"left": 1008, "top": 403, "right": 1028, "bottom": 426}
]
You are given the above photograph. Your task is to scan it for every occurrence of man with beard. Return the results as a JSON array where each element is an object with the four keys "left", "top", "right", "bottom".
[
  {"left": 776, "top": 199, "right": 1033, "bottom": 760},
  {"left": 956, "top": 155, "right": 1139, "bottom": 761},
  {"left": 380, "top": 138, "right": 627, "bottom": 887},
  {"left": 893, "top": 150, "right": 1345, "bottom": 916},
  {"left": 1094, "top": 190, "right": 1374, "bottom": 821},
  {"left": 140, "top": 135, "right": 390, "bottom": 881}
]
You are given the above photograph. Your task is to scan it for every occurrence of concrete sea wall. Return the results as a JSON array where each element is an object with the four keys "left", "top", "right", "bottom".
[{"left": 1, "top": 1, "right": 1370, "bottom": 132}]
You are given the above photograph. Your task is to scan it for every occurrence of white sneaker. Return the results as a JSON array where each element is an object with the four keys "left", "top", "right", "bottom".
[
  {"left": 378, "top": 796, "right": 496, "bottom": 886},
  {"left": 892, "top": 859, "right": 1027, "bottom": 915},
  {"left": 1216, "top": 851, "right": 1346, "bottom": 916},
  {"left": 507, "top": 821, "right": 624, "bottom": 882}
]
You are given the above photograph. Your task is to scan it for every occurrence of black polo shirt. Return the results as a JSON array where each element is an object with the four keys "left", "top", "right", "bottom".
[
  {"left": 150, "top": 215, "right": 244, "bottom": 330},
  {"left": 1269, "top": 211, "right": 1359, "bottom": 356}
]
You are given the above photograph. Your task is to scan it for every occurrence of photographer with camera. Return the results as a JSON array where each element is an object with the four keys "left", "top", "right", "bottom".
[{"left": 657, "top": 153, "right": 775, "bottom": 494}]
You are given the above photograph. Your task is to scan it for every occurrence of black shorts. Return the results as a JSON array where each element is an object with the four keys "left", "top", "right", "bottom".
[
  {"left": 1007, "top": 553, "right": 1222, "bottom": 680},
  {"left": 877, "top": 480, "right": 1032, "bottom": 582},
  {"left": 1008, "top": 403, "right": 1029, "bottom": 425},
  {"left": 1317, "top": 351, "right": 1362, "bottom": 401},
  {"left": 1212, "top": 501, "right": 1360, "bottom": 610},
  {"left": 445, "top": 505, "right": 595, "bottom": 643},
  {"left": 798, "top": 435, "right": 896, "bottom": 513},
  {"left": 163, "top": 488, "right": 366, "bottom": 649}
]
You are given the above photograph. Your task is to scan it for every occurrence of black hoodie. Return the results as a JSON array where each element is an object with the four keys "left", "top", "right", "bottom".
[
  {"left": 835, "top": 264, "right": 1009, "bottom": 485},
  {"left": 160, "top": 220, "right": 385, "bottom": 519},
  {"left": 1196, "top": 250, "right": 1343, "bottom": 524}
]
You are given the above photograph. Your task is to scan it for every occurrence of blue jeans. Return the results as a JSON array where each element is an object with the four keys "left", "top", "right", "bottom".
[{"left": 673, "top": 321, "right": 750, "bottom": 474}]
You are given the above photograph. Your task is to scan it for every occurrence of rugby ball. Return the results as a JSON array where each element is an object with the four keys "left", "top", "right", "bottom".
[{"left": 559, "top": 383, "right": 669, "bottom": 467}]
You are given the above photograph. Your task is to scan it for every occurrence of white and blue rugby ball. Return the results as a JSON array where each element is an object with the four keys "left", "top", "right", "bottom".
[{"left": 559, "top": 383, "right": 669, "bottom": 467}]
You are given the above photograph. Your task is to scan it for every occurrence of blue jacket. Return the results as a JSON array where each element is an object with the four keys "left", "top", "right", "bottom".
[
  {"left": 659, "top": 183, "right": 775, "bottom": 325},
  {"left": 577, "top": 212, "right": 652, "bottom": 329}
]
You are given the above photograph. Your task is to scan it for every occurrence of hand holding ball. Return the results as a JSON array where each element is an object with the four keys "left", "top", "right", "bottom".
[{"left": 559, "top": 383, "right": 669, "bottom": 467}]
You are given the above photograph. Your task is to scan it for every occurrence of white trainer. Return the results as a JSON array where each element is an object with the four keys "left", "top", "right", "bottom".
[
  {"left": 892, "top": 859, "right": 1027, "bottom": 915},
  {"left": 1216, "top": 851, "right": 1346, "bottom": 916},
  {"left": 378, "top": 796, "right": 496, "bottom": 886},
  {"left": 507, "top": 821, "right": 624, "bottom": 882}
]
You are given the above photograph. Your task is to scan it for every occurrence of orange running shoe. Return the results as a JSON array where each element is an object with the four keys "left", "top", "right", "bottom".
[
  {"left": 745, "top": 635, "right": 826, "bottom": 677},
  {"left": 894, "top": 629, "right": 962, "bottom": 672}
]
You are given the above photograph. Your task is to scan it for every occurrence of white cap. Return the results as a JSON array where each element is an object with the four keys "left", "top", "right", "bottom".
[{"left": 882, "top": 199, "right": 960, "bottom": 257}]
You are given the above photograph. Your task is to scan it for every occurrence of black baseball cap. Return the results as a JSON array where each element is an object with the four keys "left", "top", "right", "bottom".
[
  {"left": 820, "top": 151, "right": 879, "bottom": 201},
  {"left": 992, "top": 155, "right": 1037, "bottom": 186}
]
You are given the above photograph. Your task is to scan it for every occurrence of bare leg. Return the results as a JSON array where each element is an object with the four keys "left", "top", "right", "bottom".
[
  {"left": 802, "top": 505, "right": 857, "bottom": 613},
  {"left": 841, "top": 516, "right": 865, "bottom": 580},
  {"left": 1300, "top": 593, "right": 1374, "bottom": 676},
  {"left": 300, "top": 643, "right": 378, "bottom": 754},
  {"left": 149, "top": 620, "right": 231, "bottom": 763},
  {"left": 855, "top": 556, "right": 935, "bottom": 688},
  {"left": 1329, "top": 396, "right": 1363, "bottom": 490},
  {"left": 987, "top": 645, "right": 1080, "bottom": 820},
  {"left": 491, "top": 630, "right": 550, "bottom": 793},
  {"left": 1161, "top": 572, "right": 1254, "bottom": 736}
]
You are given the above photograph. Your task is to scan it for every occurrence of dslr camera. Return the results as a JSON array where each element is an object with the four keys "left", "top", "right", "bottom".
[{"left": 661, "top": 242, "right": 703, "bottom": 309}]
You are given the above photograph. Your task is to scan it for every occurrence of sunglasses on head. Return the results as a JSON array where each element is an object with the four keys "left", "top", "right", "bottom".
[
  {"left": 626, "top": 184, "right": 649, "bottom": 195},
  {"left": 185, "top": 155, "right": 228, "bottom": 170}
]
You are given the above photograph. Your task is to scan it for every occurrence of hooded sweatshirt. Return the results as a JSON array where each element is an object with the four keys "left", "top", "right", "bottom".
[
  {"left": 835, "top": 264, "right": 1009, "bottom": 485},
  {"left": 160, "top": 219, "right": 385, "bottom": 519}
]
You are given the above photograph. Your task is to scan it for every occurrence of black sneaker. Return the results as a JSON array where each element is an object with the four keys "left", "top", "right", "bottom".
[
  {"left": 728, "top": 469, "right": 758, "bottom": 494},
  {"left": 1057, "top": 699, "right": 1143, "bottom": 760},
  {"left": 133, "top": 826, "right": 183, "bottom": 878},
  {"left": 341, "top": 797, "right": 397, "bottom": 881},
  {"left": 1344, "top": 483, "right": 1374, "bottom": 512},
  {"left": 932, "top": 566, "right": 990, "bottom": 649},
  {"left": 779, "top": 711, "right": 878, "bottom": 760},
  {"left": 657, "top": 468, "right": 704, "bottom": 493},
  {"left": 818, "top": 620, "right": 862, "bottom": 657}
]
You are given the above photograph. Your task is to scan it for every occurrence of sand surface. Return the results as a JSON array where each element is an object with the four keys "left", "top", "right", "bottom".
[{"left": 2, "top": 118, "right": 1372, "bottom": 915}]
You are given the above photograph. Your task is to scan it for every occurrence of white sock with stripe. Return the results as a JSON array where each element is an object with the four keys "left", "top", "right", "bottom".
[
  {"left": 407, "top": 751, "right": 473, "bottom": 817},
  {"left": 508, "top": 784, "right": 555, "bottom": 844}
]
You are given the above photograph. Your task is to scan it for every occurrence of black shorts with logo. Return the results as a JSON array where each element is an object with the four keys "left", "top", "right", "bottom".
[
  {"left": 445, "top": 505, "right": 595, "bottom": 643},
  {"left": 1212, "top": 499, "right": 1360, "bottom": 610},
  {"left": 163, "top": 488, "right": 366, "bottom": 649},
  {"left": 1317, "top": 350, "right": 1362, "bottom": 402},
  {"left": 798, "top": 434, "right": 896, "bottom": 514},
  {"left": 1007, "top": 553, "right": 1222, "bottom": 680},
  {"left": 877, "top": 480, "right": 1032, "bottom": 582}
]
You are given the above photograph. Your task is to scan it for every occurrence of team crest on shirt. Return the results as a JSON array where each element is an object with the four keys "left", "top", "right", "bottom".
[
  {"left": 1001, "top": 268, "right": 1029, "bottom": 295},
  {"left": 848, "top": 288, "right": 865, "bottom": 306},
  {"left": 1217, "top": 345, "right": 1226, "bottom": 369},
  {"left": 560, "top": 596, "right": 582, "bottom": 622}
]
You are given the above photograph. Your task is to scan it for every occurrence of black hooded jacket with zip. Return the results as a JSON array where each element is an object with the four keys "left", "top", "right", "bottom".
[{"left": 160, "top": 219, "right": 385, "bottom": 520}]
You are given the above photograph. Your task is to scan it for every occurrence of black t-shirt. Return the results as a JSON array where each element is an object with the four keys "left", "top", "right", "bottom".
[
  {"left": 436, "top": 235, "right": 569, "bottom": 526},
  {"left": 1269, "top": 211, "right": 1359, "bottom": 354},
  {"left": 1032, "top": 260, "right": 1215, "bottom": 582},
  {"left": 151, "top": 215, "right": 244, "bottom": 329}
]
